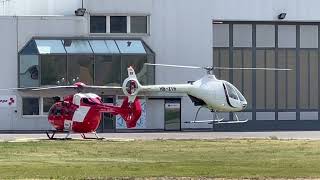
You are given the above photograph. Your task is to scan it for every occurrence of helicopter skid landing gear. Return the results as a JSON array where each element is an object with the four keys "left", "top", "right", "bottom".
[
  {"left": 214, "top": 113, "right": 248, "bottom": 124},
  {"left": 184, "top": 107, "right": 248, "bottom": 124},
  {"left": 46, "top": 130, "right": 56, "bottom": 139},
  {"left": 45, "top": 130, "right": 71, "bottom": 140},
  {"left": 80, "top": 132, "right": 104, "bottom": 140}
]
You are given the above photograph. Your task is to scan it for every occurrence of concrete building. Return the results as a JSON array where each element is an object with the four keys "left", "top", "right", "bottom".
[{"left": 0, "top": 0, "right": 319, "bottom": 132}]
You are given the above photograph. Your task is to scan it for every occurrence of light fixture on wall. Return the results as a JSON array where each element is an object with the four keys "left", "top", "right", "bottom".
[
  {"left": 75, "top": 0, "right": 86, "bottom": 16},
  {"left": 278, "top": 13, "right": 287, "bottom": 20}
]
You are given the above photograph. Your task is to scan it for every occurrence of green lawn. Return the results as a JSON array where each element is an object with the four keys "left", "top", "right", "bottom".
[{"left": 0, "top": 139, "right": 320, "bottom": 179}]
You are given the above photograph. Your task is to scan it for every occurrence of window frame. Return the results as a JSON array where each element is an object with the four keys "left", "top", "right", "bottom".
[
  {"left": 89, "top": 16, "right": 107, "bottom": 34},
  {"left": 22, "top": 96, "right": 63, "bottom": 117},
  {"left": 89, "top": 14, "right": 150, "bottom": 35},
  {"left": 22, "top": 97, "right": 40, "bottom": 117}
]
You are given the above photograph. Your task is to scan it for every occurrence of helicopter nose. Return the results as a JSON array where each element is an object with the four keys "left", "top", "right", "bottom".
[{"left": 242, "top": 102, "right": 247, "bottom": 109}]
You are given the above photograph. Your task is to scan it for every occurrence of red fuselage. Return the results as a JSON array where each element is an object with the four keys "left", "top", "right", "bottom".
[{"left": 48, "top": 93, "right": 141, "bottom": 133}]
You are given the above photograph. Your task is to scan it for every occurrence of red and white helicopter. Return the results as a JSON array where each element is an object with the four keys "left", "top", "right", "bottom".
[
  {"left": 123, "top": 63, "right": 291, "bottom": 124},
  {"left": 19, "top": 70, "right": 142, "bottom": 139}
]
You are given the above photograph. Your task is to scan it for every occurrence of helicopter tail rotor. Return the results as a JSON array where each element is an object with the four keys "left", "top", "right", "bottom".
[{"left": 122, "top": 66, "right": 142, "bottom": 103}]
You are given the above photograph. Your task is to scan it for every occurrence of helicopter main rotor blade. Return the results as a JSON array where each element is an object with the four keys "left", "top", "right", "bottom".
[
  {"left": 144, "top": 63, "right": 202, "bottom": 69},
  {"left": 31, "top": 85, "right": 78, "bottom": 91},
  {"left": 214, "top": 67, "right": 292, "bottom": 71}
]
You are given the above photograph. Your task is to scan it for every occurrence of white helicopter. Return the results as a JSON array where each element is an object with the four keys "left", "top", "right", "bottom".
[{"left": 121, "top": 63, "right": 291, "bottom": 124}]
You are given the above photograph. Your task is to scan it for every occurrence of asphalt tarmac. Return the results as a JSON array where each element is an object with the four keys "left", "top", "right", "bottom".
[{"left": 1, "top": 131, "right": 320, "bottom": 141}]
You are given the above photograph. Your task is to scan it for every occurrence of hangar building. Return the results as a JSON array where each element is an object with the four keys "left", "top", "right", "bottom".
[{"left": 0, "top": 0, "right": 319, "bottom": 132}]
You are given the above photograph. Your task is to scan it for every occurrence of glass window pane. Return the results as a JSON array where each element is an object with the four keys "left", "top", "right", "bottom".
[
  {"left": 20, "top": 40, "right": 39, "bottom": 55},
  {"left": 233, "top": 24, "right": 252, "bottom": 47},
  {"left": 146, "top": 54, "right": 155, "bottom": 85},
  {"left": 89, "top": 40, "right": 120, "bottom": 54},
  {"left": 89, "top": 40, "right": 109, "bottom": 53},
  {"left": 256, "top": 25, "right": 275, "bottom": 47},
  {"left": 110, "top": 16, "right": 127, "bottom": 33},
  {"left": 213, "top": 24, "right": 229, "bottom": 47},
  {"left": 63, "top": 40, "right": 93, "bottom": 54},
  {"left": 105, "top": 40, "right": 120, "bottom": 53},
  {"left": 278, "top": 25, "right": 296, "bottom": 48},
  {"left": 35, "top": 40, "right": 65, "bottom": 54},
  {"left": 41, "top": 55, "right": 67, "bottom": 85},
  {"left": 23, "top": 97, "right": 39, "bottom": 115},
  {"left": 19, "top": 55, "right": 39, "bottom": 87},
  {"left": 90, "top": 16, "right": 106, "bottom": 33},
  {"left": 121, "top": 55, "right": 147, "bottom": 84},
  {"left": 95, "top": 55, "right": 121, "bottom": 86},
  {"left": 68, "top": 55, "right": 94, "bottom": 85},
  {"left": 300, "top": 25, "right": 318, "bottom": 48},
  {"left": 116, "top": 40, "right": 146, "bottom": 54},
  {"left": 131, "top": 16, "right": 147, "bottom": 33},
  {"left": 43, "top": 97, "right": 55, "bottom": 113}
]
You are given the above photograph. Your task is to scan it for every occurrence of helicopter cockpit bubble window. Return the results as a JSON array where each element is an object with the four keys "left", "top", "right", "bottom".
[
  {"left": 234, "top": 86, "right": 246, "bottom": 102},
  {"left": 224, "top": 82, "right": 239, "bottom": 100}
]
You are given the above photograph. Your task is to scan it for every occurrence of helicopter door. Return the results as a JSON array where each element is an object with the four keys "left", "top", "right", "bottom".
[{"left": 223, "top": 83, "right": 242, "bottom": 108}]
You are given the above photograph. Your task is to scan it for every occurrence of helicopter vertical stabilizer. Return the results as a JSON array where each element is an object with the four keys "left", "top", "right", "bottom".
[{"left": 122, "top": 66, "right": 142, "bottom": 103}]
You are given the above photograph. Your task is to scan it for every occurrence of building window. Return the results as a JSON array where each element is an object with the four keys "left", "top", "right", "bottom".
[
  {"left": 19, "top": 39, "right": 155, "bottom": 87},
  {"left": 19, "top": 55, "right": 39, "bottom": 87},
  {"left": 110, "top": 16, "right": 127, "bottom": 33},
  {"left": 90, "top": 15, "right": 149, "bottom": 34},
  {"left": 68, "top": 55, "right": 94, "bottom": 85},
  {"left": 43, "top": 97, "right": 55, "bottom": 114},
  {"left": 41, "top": 55, "right": 67, "bottom": 85},
  {"left": 95, "top": 55, "right": 121, "bottom": 86},
  {"left": 90, "top": 16, "right": 106, "bottom": 33},
  {"left": 131, "top": 16, "right": 147, "bottom": 34},
  {"left": 23, "top": 97, "right": 39, "bottom": 115}
]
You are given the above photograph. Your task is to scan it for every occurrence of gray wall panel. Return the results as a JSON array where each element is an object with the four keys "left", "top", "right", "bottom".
[
  {"left": 213, "top": 24, "right": 229, "bottom": 47},
  {"left": 256, "top": 25, "right": 275, "bottom": 47},
  {"left": 278, "top": 25, "right": 296, "bottom": 48},
  {"left": 146, "top": 99, "right": 164, "bottom": 129},
  {"left": 300, "top": 25, "right": 318, "bottom": 48}
]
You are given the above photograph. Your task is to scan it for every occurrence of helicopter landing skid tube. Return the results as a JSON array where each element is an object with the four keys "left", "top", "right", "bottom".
[
  {"left": 80, "top": 132, "right": 104, "bottom": 140},
  {"left": 45, "top": 130, "right": 72, "bottom": 140},
  {"left": 184, "top": 107, "right": 248, "bottom": 124}
]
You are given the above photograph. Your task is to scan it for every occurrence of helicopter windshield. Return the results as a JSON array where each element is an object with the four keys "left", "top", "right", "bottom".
[
  {"left": 224, "top": 82, "right": 239, "bottom": 100},
  {"left": 234, "top": 87, "right": 246, "bottom": 102}
]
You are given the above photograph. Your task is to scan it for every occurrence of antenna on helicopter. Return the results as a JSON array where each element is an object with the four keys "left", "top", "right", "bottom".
[{"left": 144, "top": 63, "right": 292, "bottom": 75}]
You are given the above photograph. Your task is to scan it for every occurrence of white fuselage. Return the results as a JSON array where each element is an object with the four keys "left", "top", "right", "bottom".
[{"left": 141, "top": 74, "right": 247, "bottom": 112}]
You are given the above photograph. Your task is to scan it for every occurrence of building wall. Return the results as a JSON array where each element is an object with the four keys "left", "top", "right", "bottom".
[
  {"left": 0, "top": 16, "right": 87, "bottom": 130},
  {"left": 0, "top": 0, "right": 319, "bottom": 130}
]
